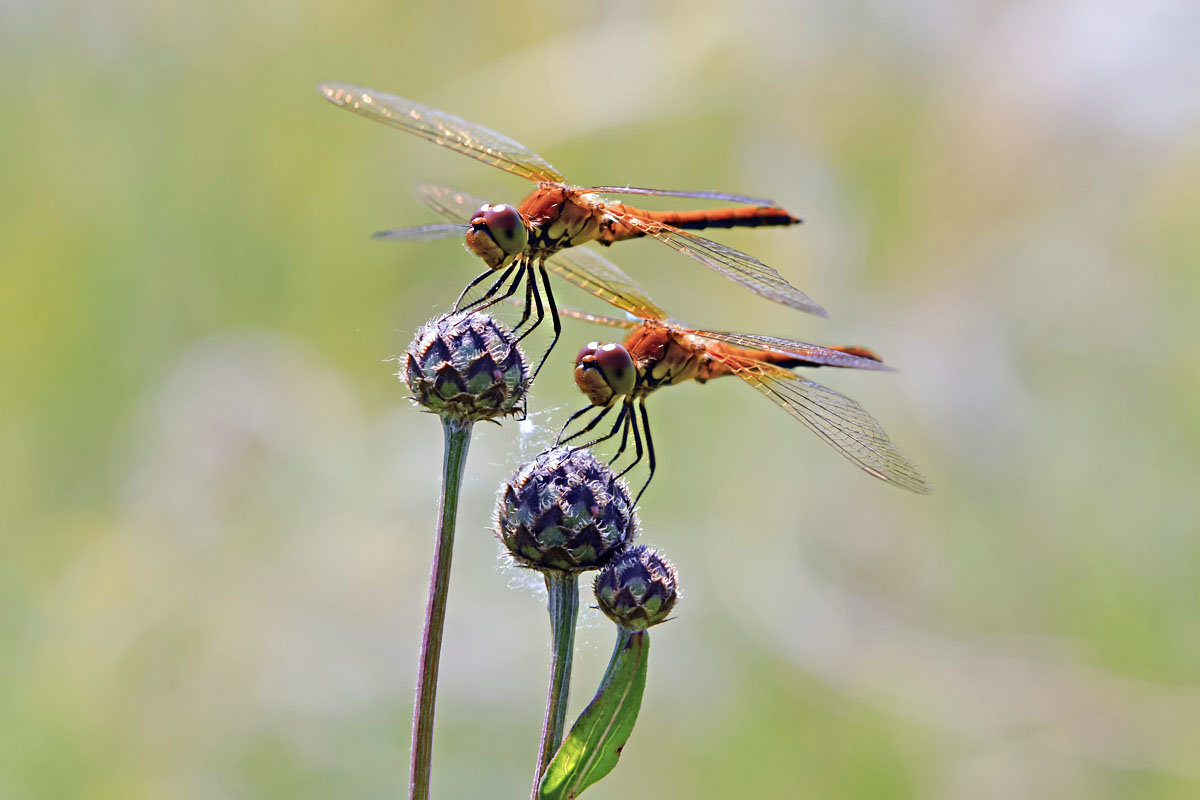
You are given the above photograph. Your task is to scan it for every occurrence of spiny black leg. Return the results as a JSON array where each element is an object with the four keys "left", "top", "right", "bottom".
[
  {"left": 615, "top": 401, "right": 644, "bottom": 480},
  {"left": 514, "top": 267, "right": 545, "bottom": 345},
  {"left": 528, "top": 262, "right": 561, "bottom": 377},
  {"left": 454, "top": 268, "right": 500, "bottom": 312},
  {"left": 556, "top": 405, "right": 597, "bottom": 445},
  {"left": 633, "top": 398, "right": 656, "bottom": 505},
  {"left": 458, "top": 263, "right": 517, "bottom": 313},
  {"left": 458, "top": 265, "right": 514, "bottom": 313},
  {"left": 607, "top": 404, "right": 635, "bottom": 471},
  {"left": 558, "top": 404, "right": 613, "bottom": 446},
  {"left": 513, "top": 261, "right": 536, "bottom": 333},
  {"left": 575, "top": 402, "right": 628, "bottom": 451},
  {"left": 472, "top": 262, "right": 528, "bottom": 316}
]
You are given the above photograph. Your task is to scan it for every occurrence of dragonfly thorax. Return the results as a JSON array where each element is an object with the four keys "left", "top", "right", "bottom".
[
  {"left": 624, "top": 324, "right": 704, "bottom": 389},
  {"left": 519, "top": 186, "right": 604, "bottom": 256}
]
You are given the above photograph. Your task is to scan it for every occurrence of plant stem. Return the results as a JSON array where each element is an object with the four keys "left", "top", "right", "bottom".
[
  {"left": 532, "top": 570, "right": 580, "bottom": 797},
  {"left": 410, "top": 417, "right": 473, "bottom": 800}
]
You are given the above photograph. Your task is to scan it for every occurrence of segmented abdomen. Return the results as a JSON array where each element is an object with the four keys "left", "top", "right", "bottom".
[{"left": 598, "top": 203, "right": 800, "bottom": 244}]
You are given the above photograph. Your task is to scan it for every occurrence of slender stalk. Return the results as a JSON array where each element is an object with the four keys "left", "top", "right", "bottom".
[
  {"left": 410, "top": 417, "right": 473, "bottom": 800},
  {"left": 532, "top": 570, "right": 581, "bottom": 797}
]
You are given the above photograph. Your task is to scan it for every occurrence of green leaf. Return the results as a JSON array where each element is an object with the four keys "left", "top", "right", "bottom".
[{"left": 538, "top": 629, "right": 649, "bottom": 800}]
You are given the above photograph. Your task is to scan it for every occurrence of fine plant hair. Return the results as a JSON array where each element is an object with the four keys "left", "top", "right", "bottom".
[{"left": 397, "top": 310, "right": 674, "bottom": 800}]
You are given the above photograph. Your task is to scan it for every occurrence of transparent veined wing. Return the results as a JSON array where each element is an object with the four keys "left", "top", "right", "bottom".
[
  {"left": 688, "top": 330, "right": 892, "bottom": 371},
  {"left": 725, "top": 358, "right": 930, "bottom": 493},
  {"left": 604, "top": 212, "right": 827, "bottom": 317},
  {"left": 371, "top": 223, "right": 466, "bottom": 241},
  {"left": 544, "top": 246, "right": 667, "bottom": 322},
  {"left": 413, "top": 184, "right": 489, "bottom": 223},
  {"left": 369, "top": 185, "right": 485, "bottom": 239},
  {"left": 319, "top": 83, "right": 564, "bottom": 183},
  {"left": 577, "top": 185, "right": 779, "bottom": 206},
  {"left": 554, "top": 306, "right": 641, "bottom": 330}
]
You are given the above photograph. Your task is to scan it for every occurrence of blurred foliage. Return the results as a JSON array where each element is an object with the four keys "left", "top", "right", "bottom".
[{"left": 3, "top": 0, "right": 1200, "bottom": 797}]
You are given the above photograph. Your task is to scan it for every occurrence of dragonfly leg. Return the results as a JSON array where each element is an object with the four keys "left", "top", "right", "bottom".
[
  {"left": 558, "top": 404, "right": 613, "bottom": 446},
  {"left": 633, "top": 398, "right": 656, "bottom": 505},
  {"left": 614, "top": 402, "right": 644, "bottom": 481},
  {"left": 571, "top": 403, "right": 628, "bottom": 453},
  {"left": 514, "top": 267, "right": 544, "bottom": 344},
  {"left": 607, "top": 402, "right": 635, "bottom": 470},
  {"left": 453, "top": 268, "right": 500, "bottom": 312},
  {"left": 458, "top": 262, "right": 517, "bottom": 313},
  {"left": 525, "top": 262, "right": 561, "bottom": 378},
  {"left": 465, "top": 262, "right": 530, "bottom": 332},
  {"left": 512, "top": 262, "right": 537, "bottom": 334},
  {"left": 556, "top": 404, "right": 598, "bottom": 444}
]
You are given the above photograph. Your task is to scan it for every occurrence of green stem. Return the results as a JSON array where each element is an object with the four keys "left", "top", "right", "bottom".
[
  {"left": 607, "top": 627, "right": 637, "bottom": 676},
  {"left": 532, "top": 571, "right": 580, "bottom": 797},
  {"left": 410, "top": 417, "right": 473, "bottom": 800},
  {"left": 593, "top": 627, "right": 638, "bottom": 711}
]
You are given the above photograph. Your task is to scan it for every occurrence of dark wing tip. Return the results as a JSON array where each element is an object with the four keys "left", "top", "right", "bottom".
[
  {"left": 837, "top": 347, "right": 894, "bottom": 371},
  {"left": 852, "top": 357, "right": 895, "bottom": 372}
]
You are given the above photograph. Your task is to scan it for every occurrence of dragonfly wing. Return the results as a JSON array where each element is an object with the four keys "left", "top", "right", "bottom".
[
  {"left": 371, "top": 223, "right": 466, "bottom": 241},
  {"left": 579, "top": 185, "right": 779, "bottom": 206},
  {"left": 729, "top": 359, "right": 930, "bottom": 493},
  {"left": 544, "top": 247, "right": 668, "bottom": 322},
  {"left": 319, "top": 83, "right": 565, "bottom": 183},
  {"left": 607, "top": 213, "right": 827, "bottom": 317},
  {"left": 689, "top": 330, "right": 892, "bottom": 371},
  {"left": 368, "top": 185, "right": 484, "bottom": 238},
  {"left": 555, "top": 306, "right": 641, "bottom": 329},
  {"left": 414, "top": 184, "right": 490, "bottom": 223}
]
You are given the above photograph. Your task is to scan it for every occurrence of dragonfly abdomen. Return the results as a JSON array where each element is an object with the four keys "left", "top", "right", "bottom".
[
  {"left": 707, "top": 344, "right": 883, "bottom": 375},
  {"left": 597, "top": 204, "right": 800, "bottom": 244},
  {"left": 646, "top": 205, "right": 799, "bottom": 230}
]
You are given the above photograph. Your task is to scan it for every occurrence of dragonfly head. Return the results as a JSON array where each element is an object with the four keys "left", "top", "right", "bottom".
[
  {"left": 465, "top": 203, "right": 529, "bottom": 269},
  {"left": 575, "top": 342, "right": 637, "bottom": 406}
]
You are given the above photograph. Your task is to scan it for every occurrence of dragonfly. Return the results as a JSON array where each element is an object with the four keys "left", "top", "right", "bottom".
[
  {"left": 550, "top": 272, "right": 930, "bottom": 502},
  {"left": 319, "top": 82, "right": 825, "bottom": 371}
]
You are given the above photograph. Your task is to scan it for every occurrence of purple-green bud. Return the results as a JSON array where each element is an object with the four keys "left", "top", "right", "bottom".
[
  {"left": 594, "top": 545, "right": 679, "bottom": 630},
  {"left": 496, "top": 447, "right": 636, "bottom": 573},
  {"left": 405, "top": 312, "right": 529, "bottom": 423}
]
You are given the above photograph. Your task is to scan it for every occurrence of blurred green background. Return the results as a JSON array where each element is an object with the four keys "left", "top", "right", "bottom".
[{"left": 4, "top": 1, "right": 1200, "bottom": 797}]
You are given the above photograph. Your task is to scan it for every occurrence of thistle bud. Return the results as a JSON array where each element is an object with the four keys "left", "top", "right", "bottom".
[
  {"left": 496, "top": 447, "right": 636, "bottom": 573},
  {"left": 404, "top": 311, "right": 529, "bottom": 423},
  {"left": 594, "top": 545, "right": 679, "bottom": 630}
]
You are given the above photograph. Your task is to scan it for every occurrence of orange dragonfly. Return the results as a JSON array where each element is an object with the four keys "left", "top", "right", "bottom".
[
  {"left": 551, "top": 275, "right": 930, "bottom": 502},
  {"left": 319, "top": 82, "right": 824, "bottom": 370}
]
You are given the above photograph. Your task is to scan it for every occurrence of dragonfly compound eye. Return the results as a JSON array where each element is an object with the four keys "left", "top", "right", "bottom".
[
  {"left": 593, "top": 343, "right": 636, "bottom": 395},
  {"left": 474, "top": 203, "right": 528, "bottom": 252},
  {"left": 574, "top": 342, "right": 635, "bottom": 405},
  {"left": 576, "top": 342, "right": 602, "bottom": 365},
  {"left": 466, "top": 204, "right": 528, "bottom": 269}
]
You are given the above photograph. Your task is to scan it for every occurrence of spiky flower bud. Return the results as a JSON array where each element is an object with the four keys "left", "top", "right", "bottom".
[
  {"left": 404, "top": 311, "right": 529, "bottom": 423},
  {"left": 594, "top": 545, "right": 679, "bottom": 630},
  {"left": 496, "top": 447, "right": 636, "bottom": 573}
]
